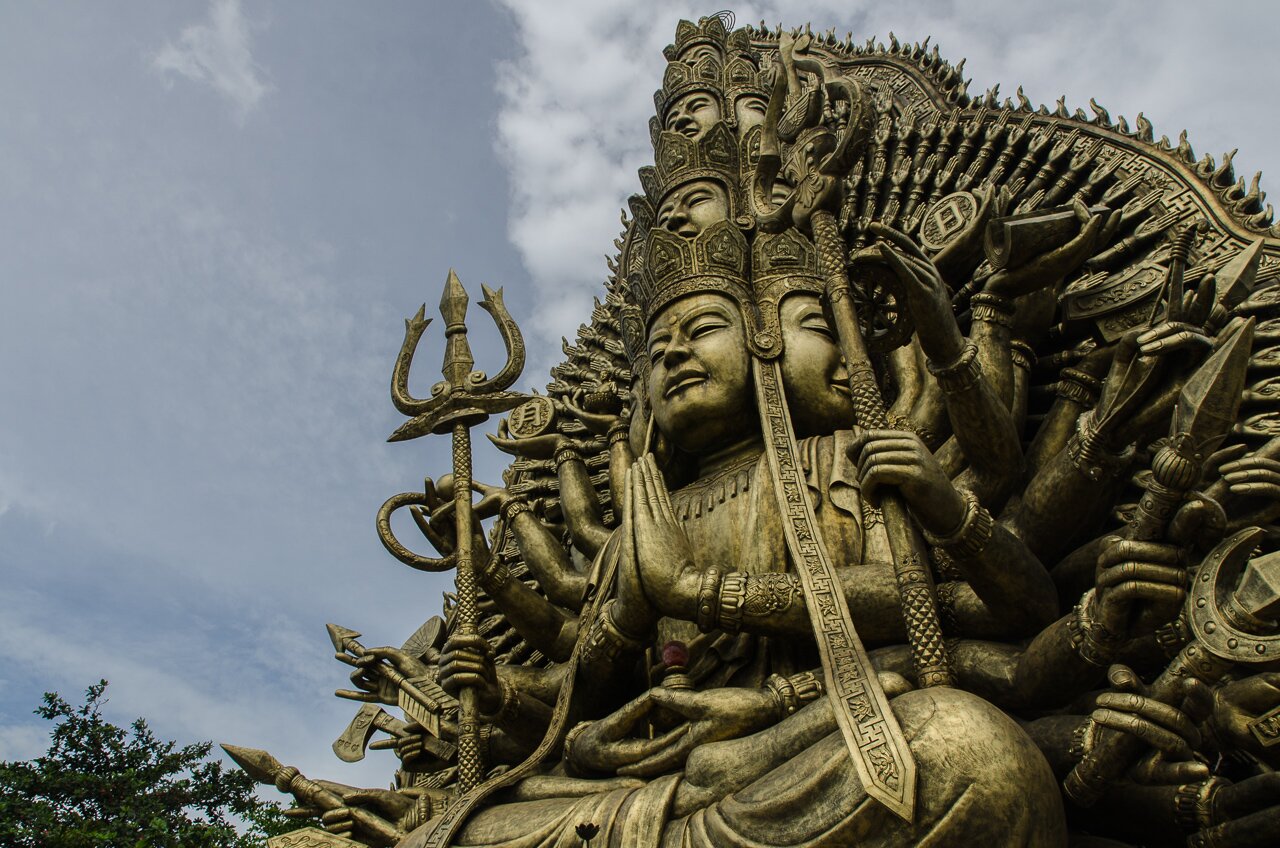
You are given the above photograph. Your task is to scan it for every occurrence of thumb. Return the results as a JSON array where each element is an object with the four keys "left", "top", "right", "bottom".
[{"left": 648, "top": 686, "right": 698, "bottom": 717}]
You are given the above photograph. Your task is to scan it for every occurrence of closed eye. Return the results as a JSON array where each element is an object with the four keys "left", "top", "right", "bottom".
[
  {"left": 689, "top": 317, "right": 729, "bottom": 338},
  {"left": 800, "top": 313, "right": 834, "bottom": 339}
]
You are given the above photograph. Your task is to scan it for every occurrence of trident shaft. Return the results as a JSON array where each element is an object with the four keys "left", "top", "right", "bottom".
[{"left": 386, "top": 269, "right": 528, "bottom": 792}]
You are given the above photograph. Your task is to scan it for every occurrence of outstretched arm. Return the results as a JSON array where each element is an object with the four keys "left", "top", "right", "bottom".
[{"left": 870, "top": 222, "right": 1024, "bottom": 506}]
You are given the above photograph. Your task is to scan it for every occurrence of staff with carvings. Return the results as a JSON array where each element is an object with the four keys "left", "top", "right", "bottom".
[{"left": 380, "top": 270, "right": 530, "bottom": 792}]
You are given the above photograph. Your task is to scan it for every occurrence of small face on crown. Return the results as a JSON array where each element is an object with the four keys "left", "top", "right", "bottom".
[
  {"left": 678, "top": 42, "right": 722, "bottom": 68},
  {"left": 664, "top": 91, "right": 722, "bottom": 140},
  {"left": 646, "top": 292, "right": 753, "bottom": 452},
  {"left": 656, "top": 179, "right": 730, "bottom": 238}
]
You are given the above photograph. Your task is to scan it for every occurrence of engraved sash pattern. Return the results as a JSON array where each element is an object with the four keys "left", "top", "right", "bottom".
[{"left": 754, "top": 359, "right": 917, "bottom": 821}]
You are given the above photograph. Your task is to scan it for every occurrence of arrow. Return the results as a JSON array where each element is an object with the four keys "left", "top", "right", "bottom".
[{"left": 221, "top": 744, "right": 405, "bottom": 846}]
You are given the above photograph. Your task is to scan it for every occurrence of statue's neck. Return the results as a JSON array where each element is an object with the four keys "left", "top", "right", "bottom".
[{"left": 696, "top": 434, "right": 763, "bottom": 478}]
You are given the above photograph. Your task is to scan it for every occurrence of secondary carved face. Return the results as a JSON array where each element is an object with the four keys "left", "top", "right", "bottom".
[
  {"left": 656, "top": 179, "right": 730, "bottom": 238},
  {"left": 647, "top": 292, "right": 753, "bottom": 452},
  {"left": 664, "top": 91, "right": 722, "bottom": 140},
  {"left": 778, "top": 293, "right": 855, "bottom": 437},
  {"left": 733, "top": 93, "right": 768, "bottom": 136}
]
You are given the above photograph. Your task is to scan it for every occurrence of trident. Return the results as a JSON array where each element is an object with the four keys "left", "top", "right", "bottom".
[{"left": 384, "top": 269, "right": 529, "bottom": 792}]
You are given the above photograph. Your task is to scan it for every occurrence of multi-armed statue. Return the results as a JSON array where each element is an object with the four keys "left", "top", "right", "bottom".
[{"left": 230, "top": 13, "right": 1280, "bottom": 847}]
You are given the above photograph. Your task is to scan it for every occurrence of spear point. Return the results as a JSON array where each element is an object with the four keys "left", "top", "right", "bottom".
[
  {"left": 440, "top": 268, "right": 469, "bottom": 328},
  {"left": 1215, "top": 239, "right": 1265, "bottom": 309},
  {"left": 220, "top": 743, "right": 281, "bottom": 784},
  {"left": 1173, "top": 316, "right": 1256, "bottom": 456}
]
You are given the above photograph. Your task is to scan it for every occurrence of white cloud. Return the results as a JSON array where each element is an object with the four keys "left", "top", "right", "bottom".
[
  {"left": 151, "top": 0, "right": 272, "bottom": 122},
  {"left": 0, "top": 723, "right": 48, "bottom": 762},
  {"left": 494, "top": 0, "right": 1280, "bottom": 372}
]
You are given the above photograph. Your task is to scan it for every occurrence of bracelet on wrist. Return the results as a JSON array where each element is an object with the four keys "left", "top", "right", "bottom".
[
  {"left": 607, "top": 421, "right": 631, "bottom": 445},
  {"left": 922, "top": 490, "right": 993, "bottom": 559},
  {"left": 1068, "top": 411, "right": 1134, "bottom": 483},
  {"left": 764, "top": 673, "right": 799, "bottom": 718},
  {"left": 926, "top": 342, "right": 982, "bottom": 394},
  {"left": 695, "top": 568, "right": 724, "bottom": 633},
  {"left": 1068, "top": 716, "right": 1104, "bottom": 762},
  {"left": 562, "top": 721, "right": 593, "bottom": 767},
  {"left": 1067, "top": 588, "right": 1122, "bottom": 668},
  {"left": 1175, "top": 776, "right": 1226, "bottom": 834},
  {"left": 1009, "top": 339, "right": 1035, "bottom": 372},
  {"left": 1056, "top": 367, "right": 1102, "bottom": 407},
  {"left": 764, "top": 671, "right": 825, "bottom": 720},
  {"left": 717, "top": 572, "right": 749, "bottom": 635},
  {"left": 580, "top": 600, "right": 647, "bottom": 665},
  {"left": 970, "top": 292, "right": 1015, "bottom": 328},
  {"left": 480, "top": 678, "right": 521, "bottom": 725},
  {"left": 554, "top": 444, "right": 582, "bottom": 468},
  {"left": 479, "top": 554, "right": 512, "bottom": 593},
  {"left": 500, "top": 497, "right": 532, "bottom": 522}
]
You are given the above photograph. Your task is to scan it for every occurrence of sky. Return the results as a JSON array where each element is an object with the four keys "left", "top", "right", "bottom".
[{"left": 0, "top": 0, "right": 1277, "bottom": 798}]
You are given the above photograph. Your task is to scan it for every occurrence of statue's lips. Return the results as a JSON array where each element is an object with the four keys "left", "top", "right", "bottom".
[{"left": 664, "top": 370, "right": 708, "bottom": 397}]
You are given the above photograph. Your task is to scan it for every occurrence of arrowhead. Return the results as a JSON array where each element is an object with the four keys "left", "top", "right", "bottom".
[
  {"left": 326, "top": 623, "right": 361, "bottom": 652},
  {"left": 440, "top": 268, "right": 469, "bottom": 326},
  {"left": 1214, "top": 239, "right": 1265, "bottom": 309},
  {"left": 220, "top": 744, "right": 281, "bottom": 784}
]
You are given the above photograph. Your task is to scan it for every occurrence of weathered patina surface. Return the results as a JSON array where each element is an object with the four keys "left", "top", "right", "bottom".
[{"left": 231, "top": 14, "right": 1280, "bottom": 847}]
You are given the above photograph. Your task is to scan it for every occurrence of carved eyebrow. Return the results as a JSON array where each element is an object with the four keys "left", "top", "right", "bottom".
[
  {"left": 647, "top": 334, "right": 670, "bottom": 361},
  {"left": 796, "top": 302, "right": 825, "bottom": 321},
  {"left": 680, "top": 302, "right": 734, "bottom": 329}
]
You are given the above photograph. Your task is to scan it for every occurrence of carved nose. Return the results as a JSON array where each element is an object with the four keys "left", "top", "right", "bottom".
[
  {"left": 664, "top": 208, "right": 690, "bottom": 233},
  {"left": 663, "top": 337, "right": 692, "bottom": 365}
]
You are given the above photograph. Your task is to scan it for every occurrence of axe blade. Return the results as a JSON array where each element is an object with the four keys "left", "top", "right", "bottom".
[{"left": 331, "top": 703, "right": 383, "bottom": 763}]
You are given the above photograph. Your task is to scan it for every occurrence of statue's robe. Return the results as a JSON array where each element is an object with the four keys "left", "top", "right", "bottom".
[{"left": 405, "top": 434, "right": 1067, "bottom": 847}]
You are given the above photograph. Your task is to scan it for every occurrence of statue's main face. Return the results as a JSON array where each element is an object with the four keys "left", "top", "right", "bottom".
[
  {"left": 664, "top": 91, "right": 722, "bottom": 140},
  {"left": 779, "top": 293, "right": 854, "bottom": 437},
  {"left": 647, "top": 292, "right": 753, "bottom": 453},
  {"left": 656, "top": 179, "right": 730, "bottom": 238}
]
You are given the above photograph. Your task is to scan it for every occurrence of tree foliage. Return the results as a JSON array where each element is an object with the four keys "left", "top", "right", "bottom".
[{"left": 0, "top": 680, "right": 304, "bottom": 848}]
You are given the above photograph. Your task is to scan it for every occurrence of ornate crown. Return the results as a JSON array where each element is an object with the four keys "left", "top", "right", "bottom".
[
  {"left": 662, "top": 15, "right": 730, "bottom": 64},
  {"left": 631, "top": 219, "right": 753, "bottom": 328},
  {"left": 749, "top": 228, "right": 825, "bottom": 358},
  {"left": 643, "top": 121, "right": 741, "bottom": 211},
  {"left": 653, "top": 56, "right": 725, "bottom": 122},
  {"left": 722, "top": 29, "right": 770, "bottom": 121}
]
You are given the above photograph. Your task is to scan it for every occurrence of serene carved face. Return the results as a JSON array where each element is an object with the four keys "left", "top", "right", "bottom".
[
  {"left": 779, "top": 293, "right": 855, "bottom": 437},
  {"left": 656, "top": 179, "right": 730, "bottom": 238},
  {"left": 664, "top": 91, "right": 722, "bottom": 140},
  {"left": 647, "top": 293, "right": 753, "bottom": 452},
  {"left": 733, "top": 94, "right": 768, "bottom": 136},
  {"left": 679, "top": 44, "right": 722, "bottom": 68}
]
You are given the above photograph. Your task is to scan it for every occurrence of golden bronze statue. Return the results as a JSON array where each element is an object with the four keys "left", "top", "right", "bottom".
[{"left": 232, "top": 14, "right": 1280, "bottom": 848}]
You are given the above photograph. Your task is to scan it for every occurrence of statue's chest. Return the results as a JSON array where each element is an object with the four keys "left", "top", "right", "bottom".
[{"left": 670, "top": 452, "right": 866, "bottom": 573}]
